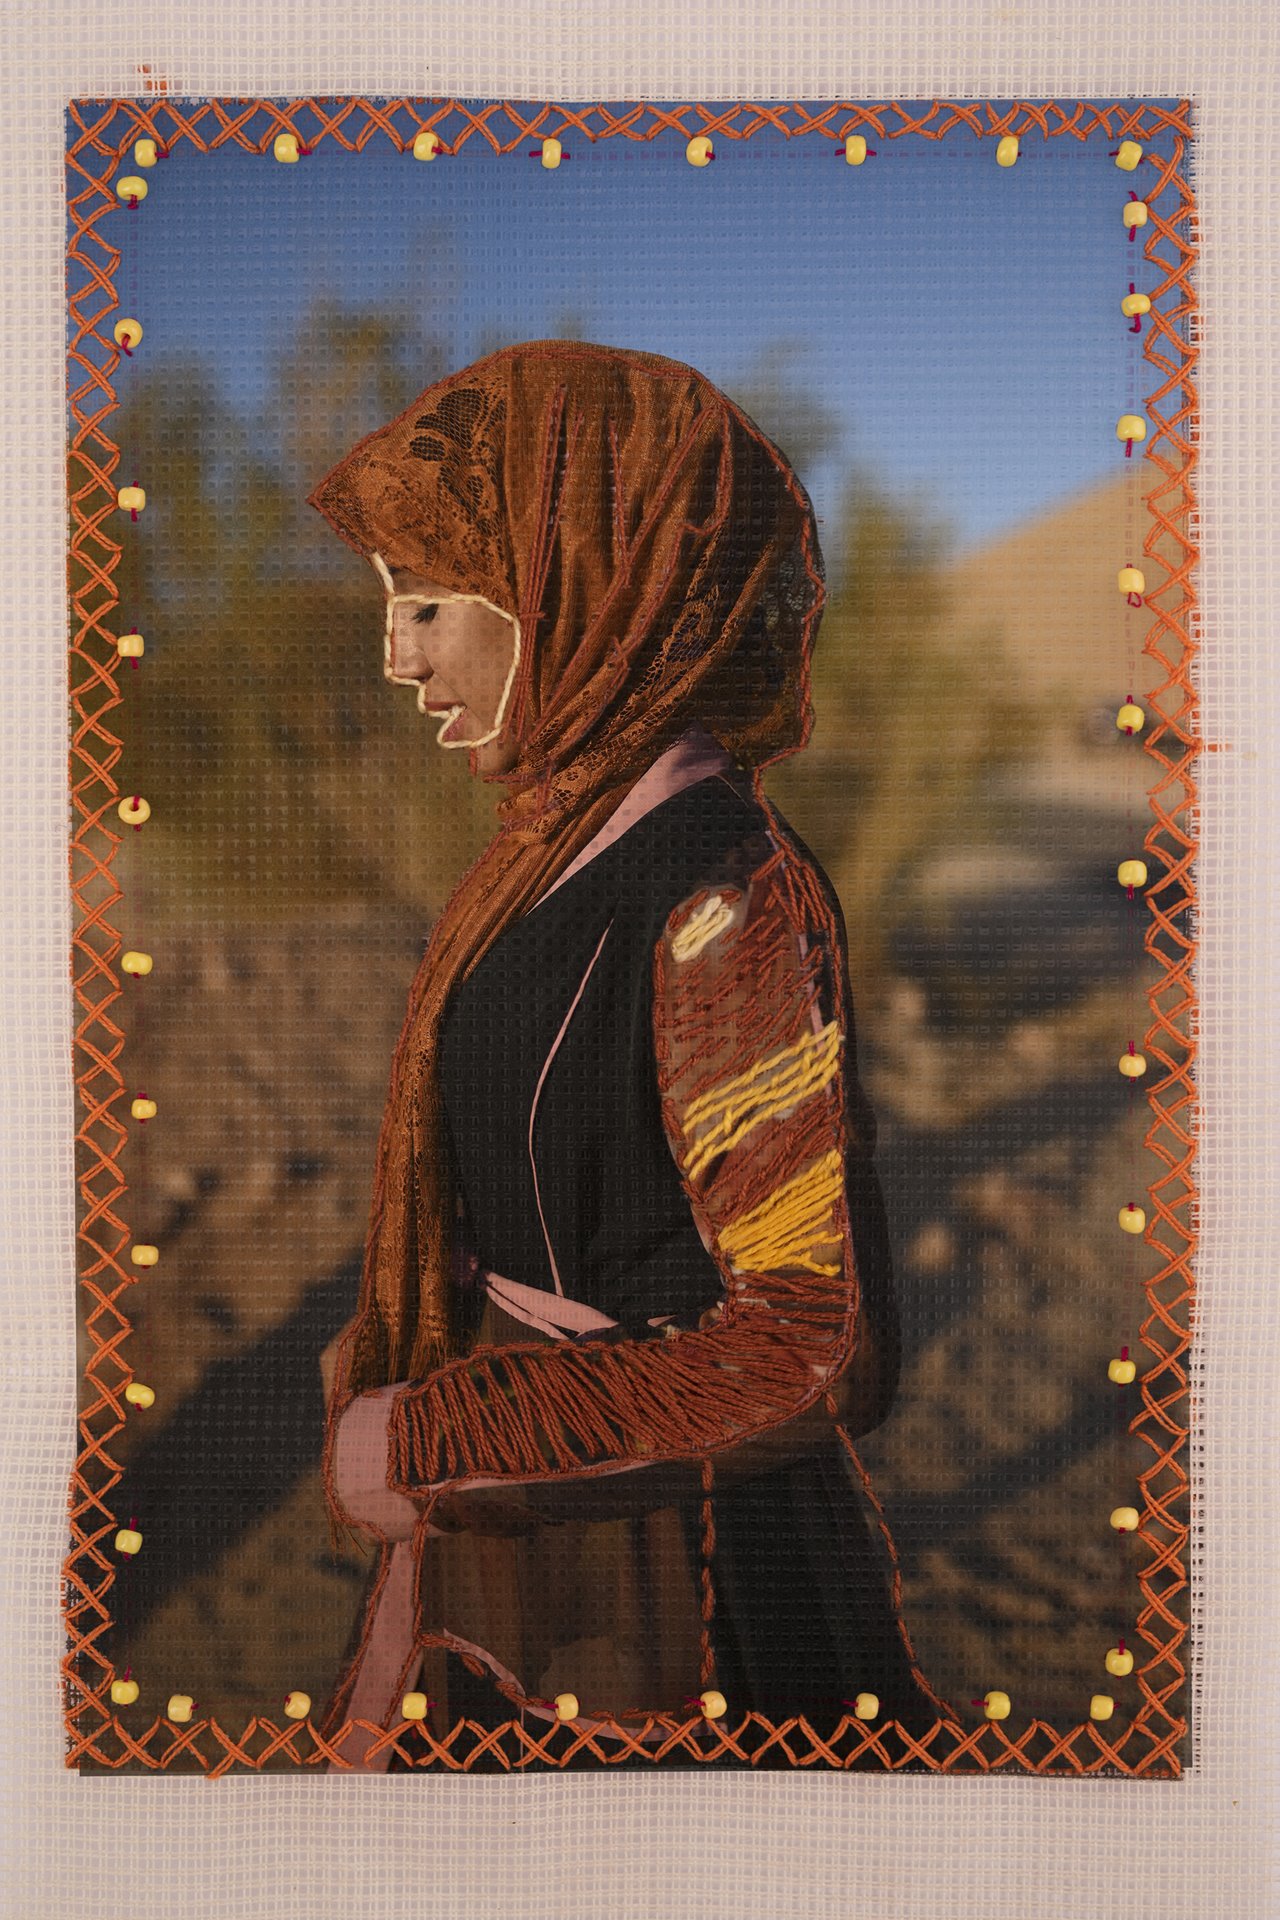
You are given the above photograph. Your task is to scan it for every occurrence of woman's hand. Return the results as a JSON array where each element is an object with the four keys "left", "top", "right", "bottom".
[
  {"left": 322, "top": 1340, "right": 521, "bottom": 1542},
  {"left": 322, "top": 1341, "right": 459, "bottom": 1543},
  {"left": 332, "top": 1383, "right": 455, "bottom": 1544}
]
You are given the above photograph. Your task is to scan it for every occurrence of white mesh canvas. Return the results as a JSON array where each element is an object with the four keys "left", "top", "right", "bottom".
[{"left": 3, "top": 2, "right": 1277, "bottom": 1916}]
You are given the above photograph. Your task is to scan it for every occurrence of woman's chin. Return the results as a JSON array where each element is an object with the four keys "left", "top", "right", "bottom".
[
  {"left": 433, "top": 715, "right": 515, "bottom": 773},
  {"left": 436, "top": 713, "right": 487, "bottom": 762}
]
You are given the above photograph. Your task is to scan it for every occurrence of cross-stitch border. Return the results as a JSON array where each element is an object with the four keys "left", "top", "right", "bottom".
[{"left": 62, "top": 95, "right": 1198, "bottom": 1776}]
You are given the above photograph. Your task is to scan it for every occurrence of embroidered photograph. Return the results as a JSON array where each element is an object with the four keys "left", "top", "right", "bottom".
[{"left": 64, "top": 98, "right": 1197, "bottom": 1776}]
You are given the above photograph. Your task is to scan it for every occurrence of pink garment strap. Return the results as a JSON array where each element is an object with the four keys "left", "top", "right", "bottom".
[
  {"left": 483, "top": 1267, "right": 620, "bottom": 1338},
  {"left": 523, "top": 722, "right": 745, "bottom": 1299},
  {"left": 522, "top": 721, "right": 746, "bottom": 917},
  {"left": 527, "top": 913, "right": 616, "bottom": 1296},
  {"left": 325, "top": 1540, "right": 423, "bottom": 1774}
]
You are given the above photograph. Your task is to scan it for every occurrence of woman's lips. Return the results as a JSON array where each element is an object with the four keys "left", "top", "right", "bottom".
[{"left": 438, "top": 706, "right": 467, "bottom": 742}]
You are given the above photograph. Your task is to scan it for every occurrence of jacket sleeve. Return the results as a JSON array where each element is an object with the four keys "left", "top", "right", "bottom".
[{"left": 383, "top": 828, "right": 900, "bottom": 1528}]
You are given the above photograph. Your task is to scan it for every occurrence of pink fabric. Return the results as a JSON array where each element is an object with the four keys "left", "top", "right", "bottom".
[
  {"left": 484, "top": 1267, "right": 620, "bottom": 1337},
  {"left": 332, "top": 1384, "right": 422, "bottom": 1542},
  {"left": 325, "top": 1540, "right": 423, "bottom": 1773}
]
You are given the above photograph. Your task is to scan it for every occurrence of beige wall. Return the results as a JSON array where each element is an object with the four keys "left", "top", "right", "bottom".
[{"left": 5, "top": 7, "right": 1272, "bottom": 1918}]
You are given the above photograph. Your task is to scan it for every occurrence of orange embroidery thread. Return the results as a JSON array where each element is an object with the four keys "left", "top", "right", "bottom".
[{"left": 63, "top": 96, "right": 1198, "bottom": 1776}]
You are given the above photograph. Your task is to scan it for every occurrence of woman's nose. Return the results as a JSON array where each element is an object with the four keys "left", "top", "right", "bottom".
[{"left": 390, "top": 633, "right": 429, "bottom": 680}]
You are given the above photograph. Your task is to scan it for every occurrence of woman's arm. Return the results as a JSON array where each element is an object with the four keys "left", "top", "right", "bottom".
[{"left": 378, "top": 830, "right": 897, "bottom": 1524}]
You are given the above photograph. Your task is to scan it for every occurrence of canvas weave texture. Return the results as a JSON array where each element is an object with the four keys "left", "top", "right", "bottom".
[{"left": 2, "top": 4, "right": 1277, "bottom": 1918}]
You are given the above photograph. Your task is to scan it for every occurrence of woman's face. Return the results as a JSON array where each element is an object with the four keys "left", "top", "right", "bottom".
[{"left": 383, "top": 564, "right": 521, "bottom": 775}]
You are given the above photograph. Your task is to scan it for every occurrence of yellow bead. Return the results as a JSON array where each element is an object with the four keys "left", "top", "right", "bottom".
[
  {"left": 553, "top": 1691, "right": 578, "bottom": 1720},
  {"left": 412, "top": 130, "right": 441, "bottom": 160},
  {"left": 1115, "top": 141, "right": 1143, "bottom": 171},
  {"left": 118, "top": 795, "right": 151, "bottom": 826},
  {"left": 1122, "top": 201, "right": 1148, "bottom": 229},
  {"left": 1117, "top": 858, "right": 1147, "bottom": 888},
  {"left": 1116, "top": 702, "right": 1145, "bottom": 732},
  {"left": 1121, "top": 292, "right": 1151, "bottom": 317},
  {"left": 1108, "top": 1357, "right": 1136, "bottom": 1384},
  {"left": 699, "top": 1689, "right": 727, "bottom": 1719},
  {"left": 1105, "top": 1645, "right": 1134, "bottom": 1676},
  {"left": 1116, "top": 414, "right": 1146, "bottom": 443},
  {"left": 851, "top": 1691, "right": 879, "bottom": 1720},
  {"left": 167, "top": 1693, "right": 194, "bottom": 1722},
  {"left": 117, "top": 630, "right": 145, "bottom": 657},
  {"left": 115, "top": 175, "right": 148, "bottom": 203},
  {"left": 1117, "top": 566, "right": 1145, "bottom": 595},
  {"left": 111, "top": 1677, "right": 139, "bottom": 1705},
  {"left": 844, "top": 135, "right": 868, "bottom": 165},
  {"left": 1090, "top": 1694, "right": 1115, "bottom": 1720},
  {"left": 1110, "top": 1505, "right": 1140, "bottom": 1532},
  {"left": 131, "top": 1097, "right": 157, "bottom": 1119},
  {"left": 134, "top": 139, "right": 158, "bottom": 167},
  {"left": 114, "top": 318, "right": 144, "bottom": 350},
  {"left": 131, "top": 1244, "right": 159, "bottom": 1267},
  {"left": 115, "top": 1527, "right": 142, "bottom": 1555},
  {"left": 402, "top": 1690, "right": 430, "bottom": 1720},
  {"left": 117, "top": 486, "right": 146, "bottom": 513},
  {"left": 686, "top": 136, "right": 714, "bottom": 167},
  {"left": 983, "top": 1690, "right": 1011, "bottom": 1719},
  {"left": 121, "top": 951, "right": 153, "bottom": 976},
  {"left": 996, "top": 135, "right": 1019, "bottom": 167},
  {"left": 125, "top": 1382, "right": 156, "bottom": 1408},
  {"left": 1118, "top": 1205, "right": 1146, "bottom": 1235},
  {"left": 1118, "top": 1052, "right": 1146, "bottom": 1079},
  {"left": 540, "top": 137, "right": 563, "bottom": 170},
  {"left": 284, "top": 1691, "right": 310, "bottom": 1720},
  {"left": 274, "top": 134, "right": 300, "bottom": 164}
]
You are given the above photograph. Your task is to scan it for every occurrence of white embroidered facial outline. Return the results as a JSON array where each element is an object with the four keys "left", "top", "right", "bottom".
[{"left": 370, "top": 549, "right": 522, "bottom": 751}]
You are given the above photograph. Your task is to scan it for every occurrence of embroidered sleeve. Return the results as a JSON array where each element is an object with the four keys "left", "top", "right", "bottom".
[{"left": 384, "top": 831, "right": 895, "bottom": 1515}]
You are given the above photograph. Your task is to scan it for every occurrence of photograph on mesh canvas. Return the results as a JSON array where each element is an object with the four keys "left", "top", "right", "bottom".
[{"left": 64, "top": 97, "right": 1197, "bottom": 1775}]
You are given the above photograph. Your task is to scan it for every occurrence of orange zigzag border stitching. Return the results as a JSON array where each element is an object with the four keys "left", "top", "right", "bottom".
[{"left": 62, "top": 96, "right": 1199, "bottom": 1776}]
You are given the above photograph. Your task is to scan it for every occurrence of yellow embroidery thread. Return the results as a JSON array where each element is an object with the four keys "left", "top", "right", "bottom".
[
  {"left": 717, "top": 1148, "right": 845, "bottom": 1275},
  {"left": 670, "top": 892, "right": 736, "bottom": 962},
  {"left": 679, "top": 1022, "right": 842, "bottom": 1179}
]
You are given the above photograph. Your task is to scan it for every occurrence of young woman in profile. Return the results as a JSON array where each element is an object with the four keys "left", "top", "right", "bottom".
[{"left": 307, "top": 340, "right": 952, "bottom": 1773}]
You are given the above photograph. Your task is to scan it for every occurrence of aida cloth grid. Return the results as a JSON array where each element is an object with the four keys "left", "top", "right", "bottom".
[
  {"left": 65, "top": 102, "right": 1195, "bottom": 1784},
  {"left": 3, "top": 3, "right": 1278, "bottom": 1918}
]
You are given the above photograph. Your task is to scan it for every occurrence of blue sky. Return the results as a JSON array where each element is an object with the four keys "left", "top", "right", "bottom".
[{"left": 74, "top": 98, "right": 1185, "bottom": 555}]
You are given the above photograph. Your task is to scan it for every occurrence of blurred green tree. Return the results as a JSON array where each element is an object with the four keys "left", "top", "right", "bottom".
[{"left": 92, "top": 306, "right": 500, "bottom": 924}]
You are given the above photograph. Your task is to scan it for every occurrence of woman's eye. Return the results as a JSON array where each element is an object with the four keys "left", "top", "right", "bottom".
[{"left": 413, "top": 604, "right": 438, "bottom": 626}]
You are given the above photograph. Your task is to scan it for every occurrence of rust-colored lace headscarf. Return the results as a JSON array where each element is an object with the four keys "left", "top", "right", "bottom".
[{"left": 306, "top": 339, "right": 826, "bottom": 1421}]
